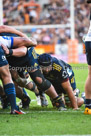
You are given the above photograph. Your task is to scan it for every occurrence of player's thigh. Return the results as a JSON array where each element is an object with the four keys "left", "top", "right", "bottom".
[
  {"left": 85, "top": 41, "right": 91, "bottom": 66},
  {"left": 0, "top": 47, "right": 12, "bottom": 83},
  {"left": 88, "top": 65, "right": 91, "bottom": 76},
  {"left": 0, "top": 65, "right": 12, "bottom": 83}
]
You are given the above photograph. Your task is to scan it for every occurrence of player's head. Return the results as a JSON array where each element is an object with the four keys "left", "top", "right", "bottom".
[
  {"left": 38, "top": 53, "right": 52, "bottom": 67},
  {"left": 38, "top": 53, "right": 52, "bottom": 74}
]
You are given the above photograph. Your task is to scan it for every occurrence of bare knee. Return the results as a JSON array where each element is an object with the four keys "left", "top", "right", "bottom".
[{"left": 77, "top": 97, "right": 84, "bottom": 107}]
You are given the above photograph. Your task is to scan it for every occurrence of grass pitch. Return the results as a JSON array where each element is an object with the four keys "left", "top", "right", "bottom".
[{"left": 0, "top": 63, "right": 91, "bottom": 136}]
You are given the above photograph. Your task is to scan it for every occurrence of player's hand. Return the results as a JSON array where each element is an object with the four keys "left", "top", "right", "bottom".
[
  {"left": 1, "top": 44, "right": 9, "bottom": 55},
  {"left": 29, "top": 37, "right": 37, "bottom": 46}
]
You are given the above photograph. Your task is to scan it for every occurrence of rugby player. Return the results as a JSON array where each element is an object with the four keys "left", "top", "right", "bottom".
[
  {"left": 0, "top": 25, "right": 66, "bottom": 111},
  {"left": 0, "top": 30, "right": 37, "bottom": 114},
  {"left": 38, "top": 53, "right": 83, "bottom": 109},
  {"left": 84, "top": 1, "right": 91, "bottom": 114},
  {"left": 0, "top": 35, "right": 34, "bottom": 114}
]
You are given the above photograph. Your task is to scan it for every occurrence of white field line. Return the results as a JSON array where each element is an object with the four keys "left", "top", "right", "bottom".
[
  {"left": 26, "top": 110, "right": 84, "bottom": 113},
  {"left": 0, "top": 110, "right": 84, "bottom": 114},
  {"left": 0, "top": 135, "right": 91, "bottom": 136},
  {"left": 32, "top": 135, "right": 91, "bottom": 136}
]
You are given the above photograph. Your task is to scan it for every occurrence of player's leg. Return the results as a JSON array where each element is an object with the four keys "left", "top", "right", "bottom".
[
  {"left": 76, "top": 97, "right": 84, "bottom": 107},
  {"left": 0, "top": 84, "right": 5, "bottom": 96},
  {"left": 84, "top": 41, "right": 91, "bottom": 114},
  {"left": 0, "top": 65, "right": 18, "bottom": 112},
  {"left": 18, "top": 72, "right": 48, "bottom": 107},
  {"left": 14, "top": 82, "right": 31, "bottom": 109},
  {"left": 0, "top": 85, "right": 9, "bottom": 109},
  {"left": 0, "top": 47, "right": 24, "bottom": 114},
  {"left": 11, "top": 68, "right": 47, "bottom": 106},
  {"left": 29, "top": 69, "right": 66, "bottom": 110},
  {"left": 12, "top": 69, "right": 39, "bottom": 97},
  {"left": 84, "top": 65, "right": 91, "bottom": 114}
]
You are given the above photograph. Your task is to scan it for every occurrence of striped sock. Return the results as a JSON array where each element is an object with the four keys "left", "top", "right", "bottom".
[
  {"left": 4, "top": 83, "right": 17, "bottom": 111},
  {"left": 85, "top": 99, "right": 91, "bottom": 109}
]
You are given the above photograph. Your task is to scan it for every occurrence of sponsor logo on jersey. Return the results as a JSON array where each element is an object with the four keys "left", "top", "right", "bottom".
[{"left": 2, "top": 55, "right": 6, "bottom": 61}]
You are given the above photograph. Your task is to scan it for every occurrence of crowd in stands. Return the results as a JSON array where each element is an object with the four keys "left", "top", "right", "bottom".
[{"left": 3, "top": 0, "right": 90, "bottom": 43}]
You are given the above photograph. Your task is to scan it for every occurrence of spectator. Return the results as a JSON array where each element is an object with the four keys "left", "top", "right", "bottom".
[{"left": 3, "top": 0, "right": 90, "bottom": 43}]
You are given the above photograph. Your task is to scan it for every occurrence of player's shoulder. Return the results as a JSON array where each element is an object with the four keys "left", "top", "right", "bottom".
[
  {"left": 52, "top": 57, "right": 63, "bottom": 72},
  {"left": 52, "top": 57, "right": 65, "bottom": 67}
]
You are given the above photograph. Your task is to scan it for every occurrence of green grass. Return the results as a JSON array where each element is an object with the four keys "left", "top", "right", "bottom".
[{"left": 0, "top": 63, "right": 91, "bottom": 136}]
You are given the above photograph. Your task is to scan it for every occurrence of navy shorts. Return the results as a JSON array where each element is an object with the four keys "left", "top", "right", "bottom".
[
  {"left": 0, "top": 46, "right": 8, "bottom": 67},
  {"left": 85, "top": 41, "right": 91, "bottom": 65}
]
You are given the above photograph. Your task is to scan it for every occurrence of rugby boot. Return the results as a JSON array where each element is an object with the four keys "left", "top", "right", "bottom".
[
  {"left": 40, "top": 93, "right": 48, "bottom": 107},
  {"left": 11, "top": 106, "right": 25, "bottom": 114},
  {"left": 22, "top": 95, "right": 31, "bottom": 109},
  {"left": 84, "top": 108, "right": 91, "bottom": 115}
]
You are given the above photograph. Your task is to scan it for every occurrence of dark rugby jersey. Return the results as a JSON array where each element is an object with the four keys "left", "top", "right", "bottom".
[
  {"left": 43, "top": 57, "right": 69, "bottom": 83},
  {"left": 42, "top": 57, "right": 76, "bottom": 94}
]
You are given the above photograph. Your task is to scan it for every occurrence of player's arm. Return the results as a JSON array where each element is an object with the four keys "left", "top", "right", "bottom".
[
  {"left": 10, "top": 69, "right": 29, "bottom": 87},
  {"left": 12, "top": 46, "right": 27, "bottom": 57},
  {"left": 61, "top": 80, "right": 78, "bottom": 110},
  {"left": 1, "top": 44, "right": 27, "bottom": 57},
  {"left": 0, "top": 25, "right": 28, "bottom": 38},
  {"left": 0, "top": 25, "right": 37, "bottom": 46},
  {"left": 13, "top": 37, "right": 37, "bottom": 48}
]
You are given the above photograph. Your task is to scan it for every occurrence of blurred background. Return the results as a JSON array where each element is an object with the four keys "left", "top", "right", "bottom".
[{"left": 0, "top": 0, "right": 90, "bottom": 63}]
